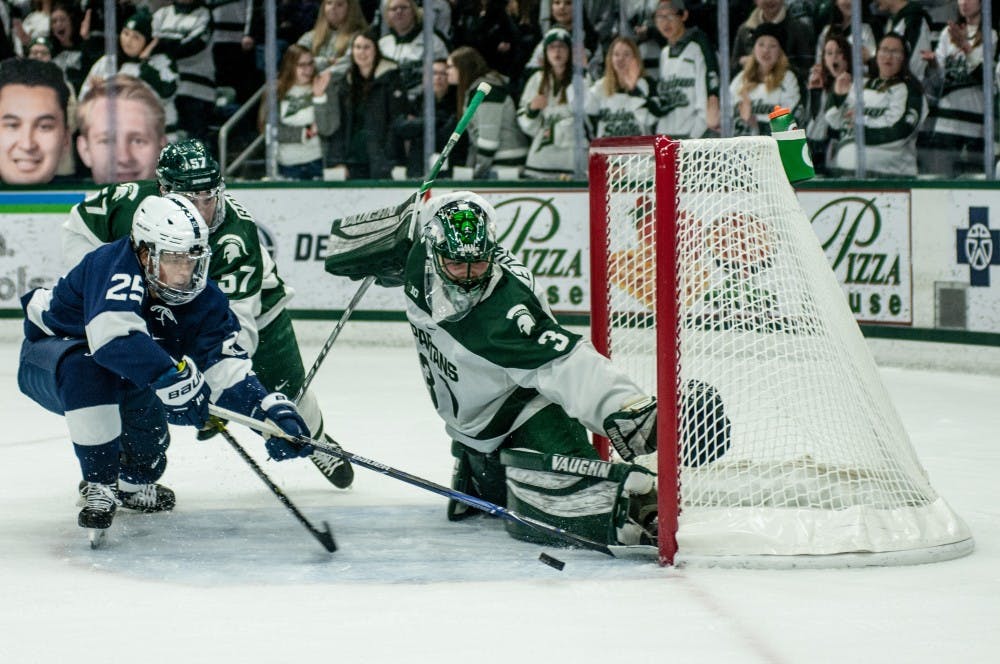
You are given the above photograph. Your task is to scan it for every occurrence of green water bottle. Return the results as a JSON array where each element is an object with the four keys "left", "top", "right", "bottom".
[{"left": 768, "top": 106, "right": 815, "bottom": 183}]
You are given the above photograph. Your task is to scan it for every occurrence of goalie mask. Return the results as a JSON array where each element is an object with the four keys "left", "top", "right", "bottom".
[
  {"left": 156, "top": 139, "right": 226, "bottom": 231},
  {"left": 422, "top": 192, "right": 500, "bottom": 322},
  {"left": 131, "top": 194, "right": 212, "bottom": 306},
  {"left": 429, "top": 198, "right": 497, "bottom": 290}
]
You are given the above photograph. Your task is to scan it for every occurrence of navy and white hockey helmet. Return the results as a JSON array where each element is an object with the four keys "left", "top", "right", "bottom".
[{"left": 132, "top": 194, "right": 212, "bottom": 306}]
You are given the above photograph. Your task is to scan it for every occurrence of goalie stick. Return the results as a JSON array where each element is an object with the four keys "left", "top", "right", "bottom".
[
  {"left": 209, "top": 404, "right": 656, "bottom": 560},
  {"left": 295, "top": 82, "right": 494, "bottom": 404},
  {"left": 213, "top": 418, "right": 337, "bottom": 553}
]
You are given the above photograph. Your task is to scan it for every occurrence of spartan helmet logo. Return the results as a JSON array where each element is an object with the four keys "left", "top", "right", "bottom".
[
  {"left": 455, "top": 214, "right": 477, "bottom": 247},
  {"left": 151, "top": 304, "right": 178, "bottom": 326},
  {"left": 441, "top": 204, "right": 491, "bottom": 260},
  {"left": 506, "top": 304, "right": 536, "bottom": 336},
  {"left": 217, "top": 233, "right": 247, "bottom": 263}
]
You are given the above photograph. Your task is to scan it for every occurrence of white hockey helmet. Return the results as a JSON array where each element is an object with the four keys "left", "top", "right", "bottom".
[{"left": 131, "top": 194, "right": 212, "bottom": 305}]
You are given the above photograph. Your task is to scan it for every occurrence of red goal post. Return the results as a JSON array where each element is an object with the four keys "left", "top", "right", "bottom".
[
  {"left": 588, "top": 135, "right": 973, "bottom": 568},
  {"left": 589, "top": 136, "right": 681, "bottom": 565}
]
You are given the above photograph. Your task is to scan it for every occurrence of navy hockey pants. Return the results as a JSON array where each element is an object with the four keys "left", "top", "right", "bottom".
[{"left": 18, "top": 337, "right": 170, "bottom": 486}]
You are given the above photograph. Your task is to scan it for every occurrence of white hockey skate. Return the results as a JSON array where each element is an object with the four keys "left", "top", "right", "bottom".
[
  {"left": 77, "top": 482, "right": 119, "bottom": 549},
  {"left": 117, "top": 480, "right": 176, "bottom": 513}
]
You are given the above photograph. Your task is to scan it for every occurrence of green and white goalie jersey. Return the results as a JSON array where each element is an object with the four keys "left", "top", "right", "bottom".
[
  {"left": 403, "top": 241, "right": 644, "bottom": 453},
  {"left": 61, "top": 180, "right": 292, "bottom": 354}
]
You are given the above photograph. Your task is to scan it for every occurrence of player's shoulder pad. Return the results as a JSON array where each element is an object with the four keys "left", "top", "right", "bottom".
[
  {"left": 211, "top": 221, "right": 264, "bottom": 260},
  {"left": 90, "top": 236, "right": 142, "bottom": 274},
  {"left": 222, "top": 194, "right": 256, "bottom": 225},
  {"left": 448, "top": 273, "right": 581, "bottom": 371},
  {"left": 195, "top": 279, "right": 233, "bottom": 309},
  {"left": 402, "top": 241, "right": 430, "bottom": 311},
  {"left": 72, "top": 238, "right": 147, "bottom": 312},
  {"left": 494, "top": 246, "right": 535, "bottom": 291},
  {"left": 73, "top": 181, "right": 156, "bottom": 235}
]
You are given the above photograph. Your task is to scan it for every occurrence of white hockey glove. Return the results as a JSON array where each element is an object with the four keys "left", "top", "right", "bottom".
[{"left": 603, "top": 396, "right": 657, "bottom": 462}]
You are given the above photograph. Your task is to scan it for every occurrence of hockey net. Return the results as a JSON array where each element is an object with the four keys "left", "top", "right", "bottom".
[{"left": 589, "top": 136, "right": 973, "bottom": 567}]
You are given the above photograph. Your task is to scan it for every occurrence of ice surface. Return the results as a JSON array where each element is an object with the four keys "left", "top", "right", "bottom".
[{"left": 1, "top": 322, "right": 997, "bottom": 663}]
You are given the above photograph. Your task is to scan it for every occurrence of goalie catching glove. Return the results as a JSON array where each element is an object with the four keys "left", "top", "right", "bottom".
[
  {"left": 603, "top": 382, "right": 732, "bottom": 466},
  {"left": 603, "top": 396, "right": 657, "bottom": 462},
  {"left": 255, "top": 393, "right": 314, "bottom": 461}
]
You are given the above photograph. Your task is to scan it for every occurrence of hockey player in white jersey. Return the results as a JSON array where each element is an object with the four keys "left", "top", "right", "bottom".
[
  {"left": 325, "top": 191, "right": 731, "bottom": 546},
  {"left": 18, "top": 195, "right": 313, "bottom": 546}
]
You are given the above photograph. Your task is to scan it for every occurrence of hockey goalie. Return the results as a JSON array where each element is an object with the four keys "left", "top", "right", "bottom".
[{"left": 325, "top": 190, "right": 731, "bottom": 547}]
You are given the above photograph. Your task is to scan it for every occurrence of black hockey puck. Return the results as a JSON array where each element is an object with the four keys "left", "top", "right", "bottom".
[{"left": 539, "top": 552, "right": 565, "bottom": 570}]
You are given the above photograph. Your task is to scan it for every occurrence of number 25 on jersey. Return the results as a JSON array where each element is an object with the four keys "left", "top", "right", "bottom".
[{"left": 106, "top": 274, "right": 144, "bottom": 303}]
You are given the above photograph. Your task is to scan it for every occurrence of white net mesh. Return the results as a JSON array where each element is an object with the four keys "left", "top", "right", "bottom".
[{"left": 592, "top": 136, "right": 972, "bottom": 564}]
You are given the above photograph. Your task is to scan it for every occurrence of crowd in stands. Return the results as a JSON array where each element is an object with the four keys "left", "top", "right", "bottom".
[{"left": 0, "top": 0, "right": 996, "bottom": 186}]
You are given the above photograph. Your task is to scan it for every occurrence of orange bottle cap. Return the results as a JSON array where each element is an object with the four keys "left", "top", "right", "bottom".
[{"left": 768, "top": 106, "right": 790, "bottom": 119}]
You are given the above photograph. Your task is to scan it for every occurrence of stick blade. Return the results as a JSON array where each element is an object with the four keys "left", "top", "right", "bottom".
[
  {"left": 317, "top": 521, "right": 338, "bottom": 553},
  {"left": 606, "top": 544, "right": 658, "bottom": 559}
]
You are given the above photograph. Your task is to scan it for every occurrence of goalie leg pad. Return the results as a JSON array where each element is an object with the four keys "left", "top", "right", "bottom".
[{"left": 500, "top": 448, "right": 656, "bottom": 546}]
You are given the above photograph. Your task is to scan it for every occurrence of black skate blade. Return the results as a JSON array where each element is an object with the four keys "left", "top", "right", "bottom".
[{"left": 88, "top": 528, "right": 107, "bottom": 549}]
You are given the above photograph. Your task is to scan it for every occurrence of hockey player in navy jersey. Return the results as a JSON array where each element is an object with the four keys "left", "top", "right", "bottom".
[
  {"left": 61, "top": 139, "right": 354, "bottom": 490},
  {"left": 18, "top": 194, "right": 314, "bottom": 545}
]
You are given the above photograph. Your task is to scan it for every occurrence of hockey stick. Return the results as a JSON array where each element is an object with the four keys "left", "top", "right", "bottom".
[
  {"left": 213, "top": 418, "right": 337, "bottom": 553},
  {"left": 209, "top": 404, "right": 634, "bottom": 559},
  {"left": 294, "top": 276, "right": 372, "bottom": 403},
  {"left": 294, "top": 82, "right": 493, "bottom": 403},
  {"left": 420, "top": 81, "right": 493, "bottom": 197}
]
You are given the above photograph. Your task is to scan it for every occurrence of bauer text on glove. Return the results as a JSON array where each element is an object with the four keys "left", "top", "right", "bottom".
[{"left": 152, "top": 356, "right": 211, "bottom": 427}]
